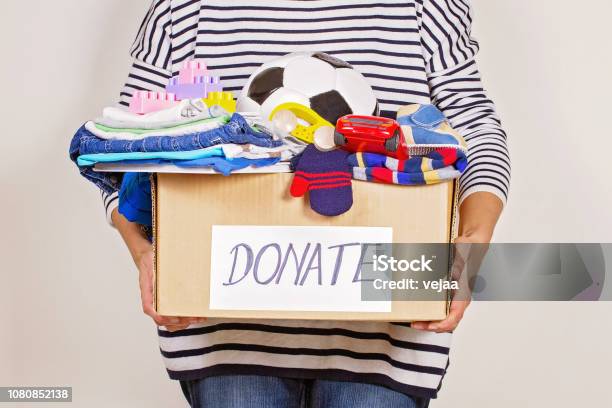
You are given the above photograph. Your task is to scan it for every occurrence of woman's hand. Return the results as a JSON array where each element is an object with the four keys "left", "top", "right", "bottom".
[
  {"left": 112, "top": 208, "right": 206, "bottom": 332},
  {"left": 410, "top": 234, "right": 485, "bottom": 333},
  {"left": 411, "top": 192, "right": 503, "bottom": 333},
  {"left": 135, "top": 248, "right": 206, "bottom": 332}
]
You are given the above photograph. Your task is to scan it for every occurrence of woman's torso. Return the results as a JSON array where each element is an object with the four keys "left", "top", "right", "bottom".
[
  {"left": 164, "top": 0, "right": 432, "bottom": 118},
  {"left": 154, "top": 0, "right": 449, "bottom": 400}
]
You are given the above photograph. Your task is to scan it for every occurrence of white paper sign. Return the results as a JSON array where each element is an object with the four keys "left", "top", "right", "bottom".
[{"left": 209, "top": 226, "right": 393, "bottom": 313}]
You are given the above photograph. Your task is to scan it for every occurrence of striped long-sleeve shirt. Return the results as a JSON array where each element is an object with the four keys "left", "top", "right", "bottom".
[{"left": 102, "top": 0, "right": 510, "bottom": 399}]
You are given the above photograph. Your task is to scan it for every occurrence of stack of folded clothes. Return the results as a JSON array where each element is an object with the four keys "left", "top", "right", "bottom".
[
  {"left": 69, "top": 99, "right": 304, "bottom": 195},
  {"left": 347, "top": 104, "right": 468, "bottom": 186}
]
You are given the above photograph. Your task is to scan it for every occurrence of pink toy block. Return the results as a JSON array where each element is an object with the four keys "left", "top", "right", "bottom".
[
  {"left": 166, "top": 75, "right": 223, "bottom": 100},
  {"left": 129, "top": 90, "right": 179, "bottom": 114},
  {"left": 178, "top": 60, "right": 209, "bottom": 84}
]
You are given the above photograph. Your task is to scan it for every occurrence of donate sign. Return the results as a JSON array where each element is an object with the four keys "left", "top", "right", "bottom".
[{"left": 209, "top": 225, "right": 393, "bottom": 312}]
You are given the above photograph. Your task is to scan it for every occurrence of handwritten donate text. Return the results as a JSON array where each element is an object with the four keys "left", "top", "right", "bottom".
[{"left": 223, "top": 242, "right": 372, "bottom": 286}]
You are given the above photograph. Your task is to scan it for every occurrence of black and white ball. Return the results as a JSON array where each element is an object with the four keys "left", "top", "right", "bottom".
[{"left": 237, "top": 52, "right": 379, "bottom": 125}]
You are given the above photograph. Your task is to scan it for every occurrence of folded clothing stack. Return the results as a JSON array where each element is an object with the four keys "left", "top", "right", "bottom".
[
  {"left": 69, "top": 99, "right": 304, "bottom": 195},
  {"left": 348, "top": 104, "right": 468, "bottom": 186}
]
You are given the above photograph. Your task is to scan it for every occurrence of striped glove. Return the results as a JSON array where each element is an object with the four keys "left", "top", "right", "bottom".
[{"left": 290, "top": 145, "right": 353, "bottom": 216}]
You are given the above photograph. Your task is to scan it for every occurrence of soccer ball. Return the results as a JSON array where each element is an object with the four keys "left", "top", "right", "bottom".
[{"left": 237, "top": 52, "right": 379, "bottom": 125}]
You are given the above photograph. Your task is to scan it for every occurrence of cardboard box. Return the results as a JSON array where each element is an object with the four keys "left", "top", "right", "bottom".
[{"left": 152, "top": 172, "right": 458, "bottom": 321}]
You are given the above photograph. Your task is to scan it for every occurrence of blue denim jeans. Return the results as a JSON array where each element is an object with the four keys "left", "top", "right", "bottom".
[
  {"left": 68, "top": 113, "right": 282, "bottom": 194},
  {"left": 76, "top": 113, "right": 281, "bottom": 155},
  {"left": 180, "top": 376, "right": 429, "bottom": 408}
]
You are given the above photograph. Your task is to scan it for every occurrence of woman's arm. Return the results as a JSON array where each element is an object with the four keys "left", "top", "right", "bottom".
[
  {"left": 105, "top": 1, "right": 205, "bottom": 331},
  {"left": 412, "top": 0, "right": 510, "bottom": 332},
  {"left": 111, "top": 207, "right": 151, "bottom": 265},
  {"left": 411, "top": 192, "right": 502, "bottom": 332},
  {"left": 458, "top": 192, "right": 503, "bottom": 242},
  {"left": 111, "top": 208, "right": 206, "bottom": 331},
  {"left": 418, "top": 1, "right": 510, "bottom": 207}
]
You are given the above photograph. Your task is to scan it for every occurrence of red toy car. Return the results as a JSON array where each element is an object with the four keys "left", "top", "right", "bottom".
[{"left": 334, "top": 115, "right": 408, "bottom": 159}]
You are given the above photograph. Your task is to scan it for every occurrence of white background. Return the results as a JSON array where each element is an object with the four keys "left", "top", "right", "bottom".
[{"left": 1, "top": 0, "right": 611, "bottom": 407}]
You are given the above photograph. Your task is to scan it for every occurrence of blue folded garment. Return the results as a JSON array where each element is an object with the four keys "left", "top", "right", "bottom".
[
  {"left": 77, "top": 146, "right": 225, "bottom": 167},
  {"left": 119, "top": 173, "right": 152, "bottom": 227},
  {"left": 108, "top": 156, "right": 280, "bottom": 176},
  {"left": 172, "top": 156, "right": 280, "bottom": 175}
]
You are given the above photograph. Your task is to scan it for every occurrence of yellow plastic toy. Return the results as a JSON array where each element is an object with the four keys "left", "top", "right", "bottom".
[
  {"left": 202, "top": 91, "right": 236, "bottom": 113},
  {"left": 269, "top": 103, "right": 333, "bottom": 144}
]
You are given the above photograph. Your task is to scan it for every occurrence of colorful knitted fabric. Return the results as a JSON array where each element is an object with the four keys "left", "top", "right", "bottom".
[
  {"left": 349, "top": 104, "right": 468, "bottom": 185},
  {"left": 349, "top": 149, "right": 467, "bottom": 185}
]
